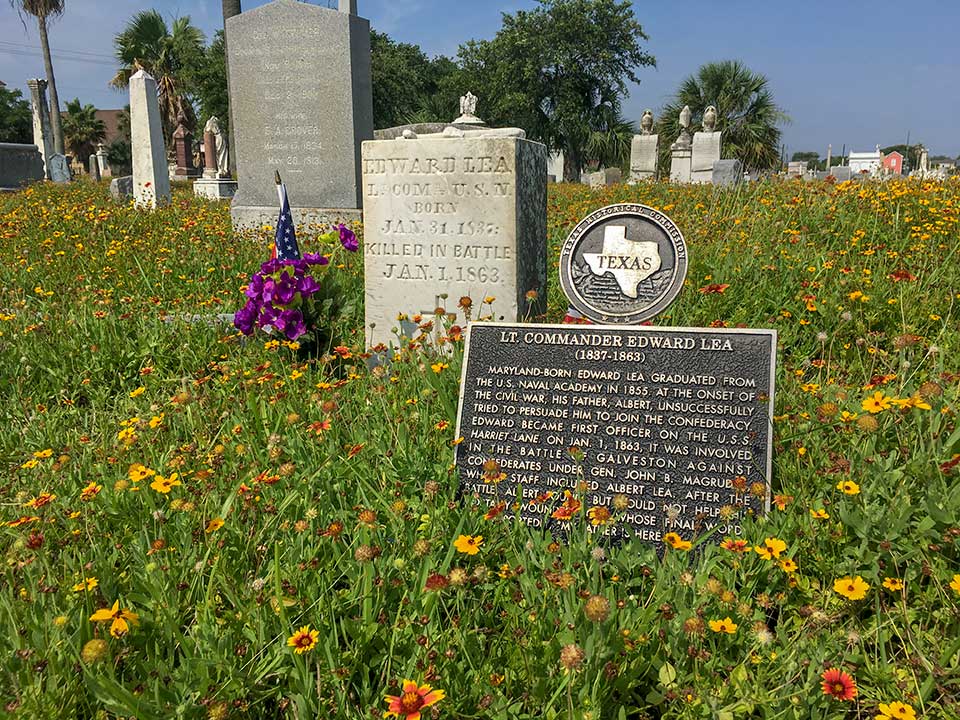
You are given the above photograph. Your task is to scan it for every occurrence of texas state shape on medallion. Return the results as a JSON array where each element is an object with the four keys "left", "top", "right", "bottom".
[{"left": 582, "top": 226, "right": 662, "bottom": 298}]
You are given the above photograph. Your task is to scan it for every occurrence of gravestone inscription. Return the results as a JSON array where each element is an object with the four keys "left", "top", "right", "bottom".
[
  {"left": 455, "top": 322, "right": 776, "bottom": 544},
  {"left": 226, "top": 0, "right": 373, "bottom": 229},
  {"left": 361, "top": 134, "right": 547, "bottom": 348}
]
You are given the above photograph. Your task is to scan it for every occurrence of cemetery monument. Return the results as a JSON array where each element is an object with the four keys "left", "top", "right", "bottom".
[
  {"left": 171, "top": 110, "right": 197, "bottom": 179},
  {"left": 129, "top": 69, "right": 171, "bottom": 208},
  {"left": 27, "top": 78, "right": 53, "bottom": 178},
  {"left": 691, "top": 105, "right": 721, "bottom": 184},
  {"left": 669, "top": 106, "right": 692, "bottom": 183},
  {"left": 628, "top": 109, "right": 658, "bottom": 182},
  {"left": 361, "top": 95, "right": 547, "bottom": 349},
  {"left": 194, "top": 116, "right": 238, "bottom": 200},
  {"left": 226, "top": 0, "right": 374, "bottom": 229}
]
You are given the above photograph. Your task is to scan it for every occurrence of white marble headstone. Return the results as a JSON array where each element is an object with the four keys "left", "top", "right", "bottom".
[
  {"left": 129, "top": 70, "right": 171, "bottom": 208},
  {"left": 361, "top": 134, "right": 547, "bottom": 348},
  {"left": 691, "top": 131, "right": 721, "bottom": 184},
  {"left": 629, "top": 135, "right": 658, "bottom": 181}
]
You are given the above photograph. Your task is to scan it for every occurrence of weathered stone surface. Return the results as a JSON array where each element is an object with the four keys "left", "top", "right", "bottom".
[
  {"left": 194, "top": 177, "right": 238, "bottom": 200},
  {"left": 629, "top": 134, "right": 658, "bottom": 181},
  {"left": 547, "top": 151, "right": 564, "bottom": 181},
  {"left": 204, "top": 116, "right": 229, "bottom": 178},
  {"left": 129, "top": 70, "right": 171, "bottom": 208},
  {"left": 361, "top": 135, "right": 547, "bottom": 348},
  {"left": 691, "top": 131, "right": 721, "bottom": 184},
  {"left": 712, "top": 159, "right": 743, "bottom": 187},
  {"left": 455, "top": 322, "right": 777, "bottom": 545},
  {"left": 0, "top": 143, "right": 44, "bottom": 189},
  {"left": 830, "top": 166, "right": 851, "bottom": 182},
  {"left": 227, "top": 0, "right": 373, "bottom": 229},
  {"left": 586, "top": 168, "right": 622, "bottom": 188},
  {"left": 375, "top": 123, "right": 478, "bottom": 141},
  {"left": 27, "top": 79, "right": 53, "bottom": 177},
  {"left": 95, "top": 144, "right": 111, "bottom": 177},
  {"left": 172, "top": 115, "right": 195, "bottom": 178},
  {"left": 47, "top": 153, "right": 70, "bottom": 183},
  {"left": 203, "top": 130, "right": 218, "bottom": 179},
  {"left": 88, "top": 154, "right": 101, "bottom": 181},
  {"left": 786, "top": 161, "right": 808, "bottom": 178},
  {"left": 110, "top": 175, "right": 133, "bottom": 201},
  {"left": 669, "top": 135, "right": 691, "bottom": 183}
]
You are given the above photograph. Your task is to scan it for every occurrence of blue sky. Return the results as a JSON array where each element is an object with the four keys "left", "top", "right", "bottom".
[{"left": 2, "top": 0, "right": 958, "bottom": 157}]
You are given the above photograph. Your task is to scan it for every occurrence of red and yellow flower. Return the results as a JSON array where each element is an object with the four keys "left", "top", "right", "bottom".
[
  {"left": 286, "top": 626, "right": 318, "bottom": 654},
  {"left": 821, "top": 667, "right": 857, "bottom": 701},
  {"left": 384, "top": 680, "right": 445, "bottom": 720}
]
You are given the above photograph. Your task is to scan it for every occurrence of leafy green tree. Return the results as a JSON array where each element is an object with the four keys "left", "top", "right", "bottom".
[
  {"left": 190, "top": 31, "right": 229, "bottom": 135},
  {"left": 658, "top": 60, "right": 786, "bottom": 173},
  {"left": 370, "top": 31, "right": 461, "bottom": 128},
  {"left": 61, "top": 98, "right": 105, "bottom": 169},
  {"left": 456, "top": 0, "right": 655, "bottom": 180},
  {"left": 104, "top": 106, "right": 131, "bottom": 174},
  {"left": 10, "top": 0, "right": 66, "bottom": 154},
  {"left": 111, "top": 10, "right": 205, "bottom": 142},
  {"left": 585, "top": 108, "right": 636, "bottom": 173},
  {"left": 371, "top": 31, "right": 430, "bottom": 128},
  {"left": 0, "top": 86, "right": 32, "bottom": 143},
  {"left": 106, "top": 139, "right": 131, "bottom": 174},
  {"left": 791, "top": 151, "right": 819, "bottom": 169}
]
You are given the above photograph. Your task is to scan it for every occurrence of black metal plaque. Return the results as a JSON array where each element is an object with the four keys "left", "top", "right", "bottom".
[
  {"left": 559, "top": 204, "right": 688, "bottom": 324},
  {"left": 455, "top": 322, "right": 777, "bottom": 546}
]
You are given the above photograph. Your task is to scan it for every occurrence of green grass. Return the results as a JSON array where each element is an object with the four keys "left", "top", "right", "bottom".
[{"left": 0, "top": 177, "right": 958, "bottom": 719}]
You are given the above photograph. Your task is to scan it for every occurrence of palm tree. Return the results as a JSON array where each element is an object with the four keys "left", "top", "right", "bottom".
[
  {"left": 111, "top": 10, "right": 205, "bottom": 142},
  {"left": 657, "top": 60, "right": 787, "bottom": 173},
  {"left": 585, "top": 106, "right": 636, "bottom": 173},
  {"left": 10, "top": 0, "right": 67, "bottom": 155},
  {"left": 61, "top": 98, "right": 106, "bottom": 169}
]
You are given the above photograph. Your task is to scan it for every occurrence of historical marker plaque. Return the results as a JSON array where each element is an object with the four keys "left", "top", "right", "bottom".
[
  {"left": 559, "top": 203, "right": 688, "bottom": 324},
  {"left": 455, "top": 323, "right": 776, "bottom": 544}
]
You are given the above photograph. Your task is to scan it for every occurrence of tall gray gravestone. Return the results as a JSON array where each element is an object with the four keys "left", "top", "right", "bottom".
[
  {"left": 226, "top": 0, "right": 373, "bottom": 230},
  {"left": 129, "top": 70, "right": 171, "bottom": 209},
  {"left": 691, "top": 105, "right": 721, "bottom": 184},
  {"left": 362, "top": 126, "right": 547, "bottom": 349}
]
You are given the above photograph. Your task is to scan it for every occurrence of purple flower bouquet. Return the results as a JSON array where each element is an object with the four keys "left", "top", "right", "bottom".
[{"left": 234, "top": 225, "right": 358, "bottom": 350}]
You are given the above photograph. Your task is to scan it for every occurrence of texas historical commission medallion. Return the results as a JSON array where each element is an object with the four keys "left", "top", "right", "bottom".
[{"left": 559, "top": 204, "right": 688, "bottom": 324}]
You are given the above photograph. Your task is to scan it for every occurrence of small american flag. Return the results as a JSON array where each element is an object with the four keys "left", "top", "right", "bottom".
[{"left": 272, "top": 170, "right": 300, "bottom": 260}]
